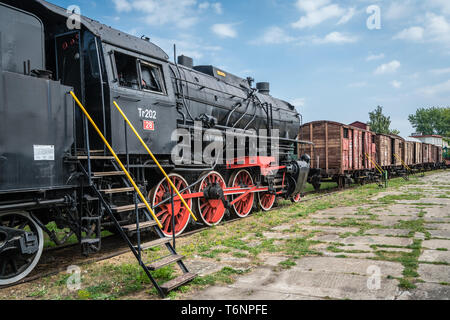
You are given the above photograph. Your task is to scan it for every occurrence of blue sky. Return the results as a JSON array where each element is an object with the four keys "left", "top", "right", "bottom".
[{"left": 53, "top": 0, "right": 450, "bottom": 137}]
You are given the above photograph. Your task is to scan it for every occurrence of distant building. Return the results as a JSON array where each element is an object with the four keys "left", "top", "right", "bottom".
[
  {"left": 349, "top": 121, "right": 370, "bottom": 131},
  {"left": 409, "top": 134, "right": 444, "bottom": 147}
]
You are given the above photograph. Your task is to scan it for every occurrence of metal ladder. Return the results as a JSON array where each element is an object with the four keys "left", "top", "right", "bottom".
[{"left": 70, "top": 92, "right": 196, "bottom": 297}]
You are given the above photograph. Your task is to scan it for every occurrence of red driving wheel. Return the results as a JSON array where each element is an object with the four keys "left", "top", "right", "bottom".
[
  {"left": 291, "top": 193, "right": 301, "bottom": 203},
  {"left": 196, "top": 171, "right": 227, "bottom": 226},
  {"left": 149, "top": 173, "right": 192, "bottom": 237},
  {"left": 258, "top": 192, "right": 276, "bottom": 211},
  {"left": 229, "top": 169, "right": 255, "bottom": 218}
]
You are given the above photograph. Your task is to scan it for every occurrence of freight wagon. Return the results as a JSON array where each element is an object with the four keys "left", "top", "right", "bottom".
[{"left": 299, "top": 121, "right": 377, "bottom": 189}]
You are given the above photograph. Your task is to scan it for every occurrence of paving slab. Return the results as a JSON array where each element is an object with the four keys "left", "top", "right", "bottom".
[
  {"left": 425, "top": 223, "right": 450, "bottom": 231},
  {"left": 364, "top": 229, "right": 410, "bottom": 237},
  {"left": 293, "top": 257, "right": 403, "bottom": 278},
  {"left": 184, "top": 259, "right": 228, "bottom": 276},
  {"left": 422, "top": 239, "right": 450, "bottom": 250},
  {"left": 403, "top": 283, "right": 450, "bottom": 300},
  {"left": 418, "top": 264, "right": 450, "bottom": 283},
  {"left": 419, "top": 250, "right": 450, "bottom": 264},
  {"left": 312, "top": 234, "right": 413, "bottom": 247},
  {"left": 428, "top": 229, "right": 450, "bottom": 239},
  {"left": 299, "top": 225, "right": 360, "bottom": 234},
  {"left": 262, "top": 232, "right": 295, "bottom": 240}
]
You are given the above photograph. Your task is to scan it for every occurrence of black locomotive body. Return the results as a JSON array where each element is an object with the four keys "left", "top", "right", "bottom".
[{"left": 0, "top": 0, "right": 310, "bottom": 289}]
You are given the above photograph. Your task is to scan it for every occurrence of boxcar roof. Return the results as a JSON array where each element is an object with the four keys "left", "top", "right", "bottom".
[
  {"left": 301, "top": 120, "right": 373, "bottom": 133},
  {"left": 34, "top": 0, "right": 169, "bottom": 61}
]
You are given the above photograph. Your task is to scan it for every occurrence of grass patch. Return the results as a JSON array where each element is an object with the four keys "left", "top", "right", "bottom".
[{"left": 279, "top": 259, "right": 297, "bottom": 269}]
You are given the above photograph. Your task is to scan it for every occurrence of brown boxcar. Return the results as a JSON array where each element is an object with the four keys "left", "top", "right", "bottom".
[
  {"left": 413, "top": 142, "right": 423, "bottom": 165},
  {"left": 403, "top": 141, "right": 415, "bottom": 166},
  {"left": 422, "top": 143, "right": 432, "bottom": 164},
  {"left": 375, "top": 134, "right": 392, "bottom": 167},
  {"left": 431, "top": 145, "right": 443, "bottom": 164},
  {"left": 299, "top": 121, "right": 376, "bottom": 176}
]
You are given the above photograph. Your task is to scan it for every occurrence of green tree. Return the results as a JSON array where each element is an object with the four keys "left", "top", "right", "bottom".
[
  {"left": 368, "top": 106, "right": 400, "bottom": 135},
  {"left": 408, "top": 107, "right": 450, "bottom": 136}
]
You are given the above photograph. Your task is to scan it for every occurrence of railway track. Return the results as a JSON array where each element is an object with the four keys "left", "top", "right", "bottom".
[{"left": 0, "top": 176, "right": 417, "bottom": 290}]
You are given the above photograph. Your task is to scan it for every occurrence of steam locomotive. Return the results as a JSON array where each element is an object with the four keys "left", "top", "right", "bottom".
[{"left": 0, "top": 0, "right": 310, "bottom": 291}]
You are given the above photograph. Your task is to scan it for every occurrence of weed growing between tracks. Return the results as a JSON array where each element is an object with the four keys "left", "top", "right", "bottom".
[{"left": 0, "top": 170, "right": 445, "bottom": 300}]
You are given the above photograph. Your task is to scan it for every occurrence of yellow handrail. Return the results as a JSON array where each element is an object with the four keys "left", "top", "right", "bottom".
[
  {"left": 394, "top": 153, "right": 411, "bottom": 171},
  {"left": 69, "top": 91, "right": 163, "bottom": 228},
  {"left": 113, "top": 101, "right": 197, "bottom": 222},
  {"left": 365, "top": 152, "right": 384, "bottom": 175}
]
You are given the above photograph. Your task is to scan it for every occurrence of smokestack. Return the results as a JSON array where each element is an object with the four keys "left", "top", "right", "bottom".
[{"left": 256, "top": 82, "right": 270, "bottom": 95}]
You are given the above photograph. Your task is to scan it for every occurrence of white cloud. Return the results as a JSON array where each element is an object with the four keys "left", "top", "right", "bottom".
[
  {"left": 114, "top": 0, "right": 222, "bottom": 29},
  {"left": 313, "top": 32, "right": 358, "bottom": 44},
  {"left": 211, "top": 23, "right": 237, "bottom": 38},
  {"left": 212, "top": 3, "right": 223, "bottom": 14},
  {"left": 292, "top": 0, "right": 345, "bottom": 29},
  {"left": 131, "top": 0, "right": 199, "bottom": 28},
  {"left": 199, "top": 2, "right": 222, "bottom": 13},
  {"left": 393, "top": 14, "right": 450, "bottom": 44},
  {"left": 199, "top": 2, "right": 210, "bottom": 10},
  {"left": 254, "top": 26, "right": 296, "bottom": 45},
  {"left": 419, "top": 80, "right": 450, "bottom": 95},
  {"left": 393, "top": 26, "right": 424, "bottom": 41},
  {"left": 391, "top": 80, "right": 402, "bottom": 88},
  {"left": 374, "top": 60, "right": 401, "bottom": 75},
  {"left": 337, "top": 7, "right": 356, "bottom": 25},
  {"left": 385, "top": 2, "right": 413, "bottom": 20},
  {"left": 430, "top": 67, "right": 450, "bottom": 75},
  {"left": 112, "top": 0, "right": 132, "bottom": 12},
  {"left": 366, "top": 53, "right": 385, "bottom": 61},
  {"left": 426, "top": 13, "right": 450, "bottom": 43},
  {"left": 153, "top": 35, "right": 221, "bottom": 60},
  {"left": 429, "top": 0, "right": 450, "bottom": 15},
  {"left": 290, "top": 98, "right": 306, "bottom": 108}
]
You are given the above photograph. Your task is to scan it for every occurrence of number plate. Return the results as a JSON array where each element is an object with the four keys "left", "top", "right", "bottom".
[{"left": 143, "top": 120, "right": 155, "bottom": 131}]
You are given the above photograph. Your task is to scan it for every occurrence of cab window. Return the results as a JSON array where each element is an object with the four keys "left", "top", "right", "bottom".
[
  {"left": 115, "top": 51, "right": 139, "bottom": 89},
  {"left": 139, "top": 61, "right": 165, "bottom": 94}
]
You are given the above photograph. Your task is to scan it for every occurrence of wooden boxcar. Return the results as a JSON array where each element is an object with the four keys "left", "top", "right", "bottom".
[
  {"left": 422, "top": 143, "right": 432, "bottom": 164},
  {"left": 413, "top": 142, "right": 423, "bottom": 165},
  {"left": 431, "top": 145, "right": 443, "bottom": 165},
  {"left": 299, "top": 121, "right": 376, "bottom": 186},
  {"left": 403, "top": 141, "right": 415, "bottom": 166},
  {"left": 375, "top": 134, "right": 404, "bottom": 168}
]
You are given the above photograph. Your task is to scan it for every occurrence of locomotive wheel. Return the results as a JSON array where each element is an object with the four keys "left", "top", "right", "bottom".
[
  {"left": 196, "top": 171, "right": 227, "bottom": 226},
  {"left": 149, "top": 174, "right": 192, "bottom": 238},
  {"left": 228, "top": 169, "right": 255, "bottom": 218},
  {"left": 0, "top": 212, "right": 44, "bottom": 286},
  {"left": 257, "top": 192, "right": 276, "bottom": 211},
  {"left": 291, "top": 193, "right": 301, "bottom": 203}
]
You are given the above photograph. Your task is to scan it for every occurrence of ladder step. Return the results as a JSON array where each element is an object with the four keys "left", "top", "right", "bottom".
[
  {"left": 81, "top": 238, "right": 100, "bottom": 244},
  {"left": 100, "top": 187, "right": 135, "bottom": 194},
  {"left": 134, "top": 237, "right": 172, "bottom": 250},
  {"left": 74, "top": 156, "right": 115, "bottom": 160},
  {"left": 147, "top": 254, "right": 184, "bottom": 271},
  {"left": 160, "top": 272, "right": 197, "bottom": 293},
  {"left": 122, "top": 220, "right": 157, "bottom": 231},
  {"left": 92, "top": 171, "right": 126, "bottom": 177},
  {"left": 113, "top": 203, "right": 147, "bottom": 213}
]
